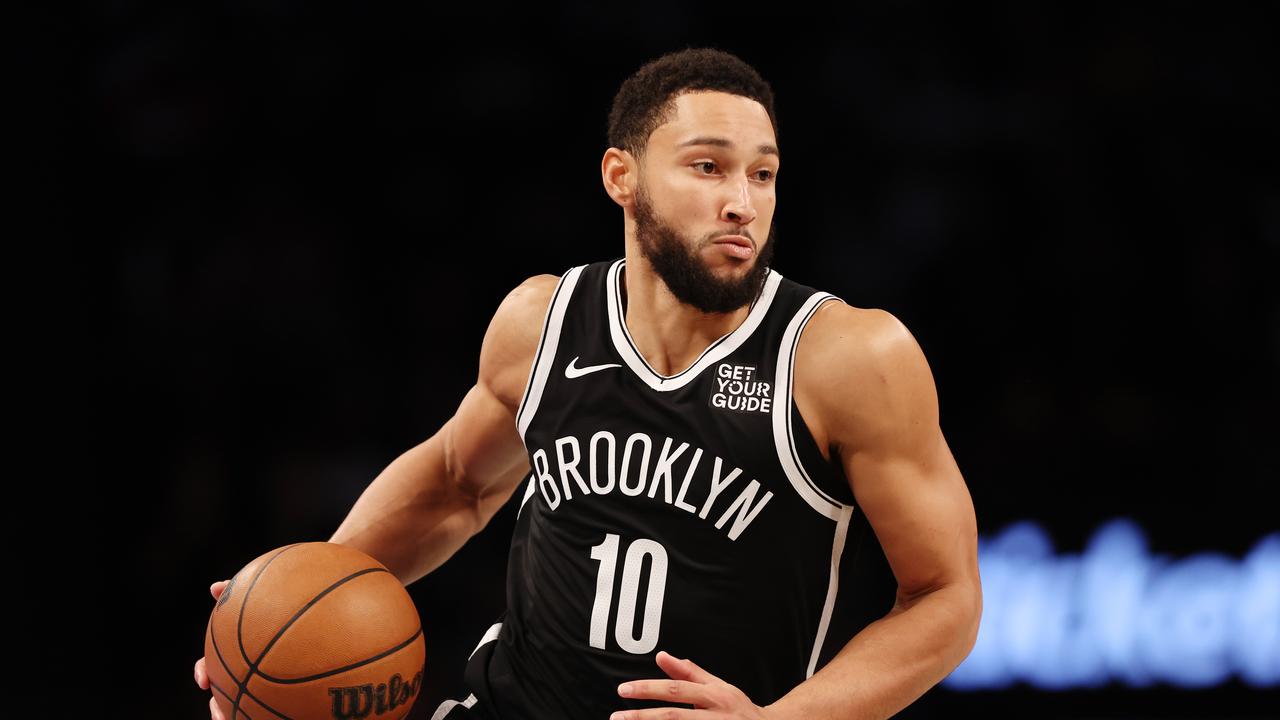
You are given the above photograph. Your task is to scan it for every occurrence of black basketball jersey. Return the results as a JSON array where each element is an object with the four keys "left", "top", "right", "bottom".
[{"left": 455, "top": 257, "right": 888, "bottom": 719}]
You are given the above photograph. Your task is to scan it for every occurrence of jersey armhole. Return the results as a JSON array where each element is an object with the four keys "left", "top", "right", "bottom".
[
  {"left": 771, "top": 292, "right": 853, "bottom": 521},
  {"left": 789, "top": 395, "right": 857, "bottom": 507},
  {"left": 514, "top": 264, "right": 587, "bottom": 449}
]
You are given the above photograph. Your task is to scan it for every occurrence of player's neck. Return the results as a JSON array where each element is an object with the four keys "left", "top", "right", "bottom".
[{"left": 620, "top": 260, "right": 754, "bottom": 377}]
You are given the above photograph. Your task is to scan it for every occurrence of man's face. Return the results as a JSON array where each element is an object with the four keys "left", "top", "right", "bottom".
[{"left": 630, "top": 91, "right": 780, "bottom": 314}]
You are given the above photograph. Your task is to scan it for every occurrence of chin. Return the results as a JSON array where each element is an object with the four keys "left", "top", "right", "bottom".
[
  {"left": 702, "top": 246, "right": 754, "bottom": 265},
  {"left": 721, "top": 256, "right": 756, "bottom": 269}
]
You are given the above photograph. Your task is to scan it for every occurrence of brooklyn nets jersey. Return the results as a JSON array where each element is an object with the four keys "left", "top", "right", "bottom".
[{"left": 446, "top": 256, "right": 890, "bottom": 719}]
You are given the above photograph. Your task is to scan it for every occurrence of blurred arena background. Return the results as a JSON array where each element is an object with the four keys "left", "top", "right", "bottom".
[{"left": 62, "top": 3, "right": 1277, "bottom": 718}]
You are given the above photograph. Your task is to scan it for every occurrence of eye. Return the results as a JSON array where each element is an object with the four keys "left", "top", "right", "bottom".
[
  {"left": 694, "top": 161, "right": 719, "bottom": 175},
  {"left": 755, "top": 169, "right": 776, "bottom": 182}
]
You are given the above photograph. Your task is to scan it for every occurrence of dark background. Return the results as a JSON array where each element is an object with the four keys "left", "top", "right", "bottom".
[{"left": 56, "top": 2, "right": 1277, "bottom": 718}]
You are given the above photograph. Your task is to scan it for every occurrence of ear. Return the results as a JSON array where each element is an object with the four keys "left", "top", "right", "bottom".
[{"left": 601, "top": 147, "right": 637, "bottom": 207}]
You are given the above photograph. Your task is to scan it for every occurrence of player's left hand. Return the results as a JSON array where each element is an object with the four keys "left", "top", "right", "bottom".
[{"left": 611, "top": 650, "right": 773, "bottom": 720}]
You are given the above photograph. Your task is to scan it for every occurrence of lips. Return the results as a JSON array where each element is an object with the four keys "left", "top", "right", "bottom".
[
  {"left": 714, "top": 235, "right": 753, "bottom": 250},
  {"left": 713, "top": 236, "right": 755, "bottom": 259}
]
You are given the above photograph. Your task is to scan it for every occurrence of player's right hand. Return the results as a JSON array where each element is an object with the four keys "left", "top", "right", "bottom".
[{"left": 194, "top": 580, "right": 231, "bottom": 720}]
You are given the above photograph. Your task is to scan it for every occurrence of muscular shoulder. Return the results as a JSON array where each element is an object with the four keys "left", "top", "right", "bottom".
[
  {"left": 479, "top": 273, "right": 560, "bottom": 412},
  {"left": 794, "top": 301, "right": 939, "bottom": 457}
]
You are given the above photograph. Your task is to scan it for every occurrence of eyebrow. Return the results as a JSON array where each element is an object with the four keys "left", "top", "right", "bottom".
[{"left": 677, "top": 136, "right": 780, "bottom": 159}]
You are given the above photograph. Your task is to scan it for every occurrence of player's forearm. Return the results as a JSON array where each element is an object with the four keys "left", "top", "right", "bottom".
[
  {"left": 765, "top": 581, "right": 982, "bottom": 720},
  {"left": 328, "top": 430, "right": 482, "bottom": 587}
]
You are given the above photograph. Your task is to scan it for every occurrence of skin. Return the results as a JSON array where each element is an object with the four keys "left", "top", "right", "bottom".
[
  {"left": 195, "top": 90, "right": 982, "bottom": 720},
  {"left": 607, "top": 90, "right": 781, "bottom": 374},
  {"left": 600, "top": 90, "right": 982, "bottom": 719}
]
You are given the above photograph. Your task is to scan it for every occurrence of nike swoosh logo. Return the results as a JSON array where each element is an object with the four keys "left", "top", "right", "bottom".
[{"left": 565, "top": 356, "right": 622, "bottom": 379}]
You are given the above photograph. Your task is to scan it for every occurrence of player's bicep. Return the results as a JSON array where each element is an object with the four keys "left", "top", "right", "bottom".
[
  {"left": 846, "top": 428, "right": 977, "bottom": 601},
  {"left": 444, "top": 273, "right": 557, "bottom": 505},
  {"left": 826, "top": 309, "right": 979, "bottom": 600},
  {"left": 443, "top": 380, "right": 530, "bottom": 507}
]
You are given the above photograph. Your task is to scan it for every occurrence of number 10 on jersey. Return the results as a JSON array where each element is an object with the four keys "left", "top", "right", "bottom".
[{"left": 589, "top": 533, "right": 669, "bottom": 654}]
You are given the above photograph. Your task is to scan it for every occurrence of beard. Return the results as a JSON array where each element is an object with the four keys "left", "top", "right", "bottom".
[{"left": 632, "top": 182, "right": 776, "bottom": 315}]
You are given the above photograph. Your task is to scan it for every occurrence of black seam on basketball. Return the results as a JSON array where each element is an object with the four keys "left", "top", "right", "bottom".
[
  {"left": 238, "top": 543, "right": 308, "bottom": 668},
  {"left": 257, "top": 626, "right": 422, "bottom": 683},
  {"left": 219, "top": 543, "right": 306, "bottom": 720},
  {"left": 211, "top": 609, "right": 248, "bottom": 720},
  {"left": 229, "top": 676, "right": 293, "bottom": 720},
  {"left": 250, "top": 567, "right": 391, "bottom": 673},
  {"left": 211, "top": 614, "right": 296, "bottom": 720},
  {"left": 209, "top": 679, "right": 234, "bottom": 703},
  {"left": 210, "top": 678, "right": 264, "bottom": 720},
  {"left": 235, "top": 687, "right": 291, "bottom": 720},
  {"left": 209, "top": 614, "right": 245, "bottom": 702}
]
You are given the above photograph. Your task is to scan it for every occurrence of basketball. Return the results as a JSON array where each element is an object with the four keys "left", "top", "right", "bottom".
[{"left": 203, "top": 542, "right": 426, "bottom": 720}]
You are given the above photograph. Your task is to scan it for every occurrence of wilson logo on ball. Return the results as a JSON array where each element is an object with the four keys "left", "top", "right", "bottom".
[{"left": 328, "top": 671, "right": 424, "bottom": 719}]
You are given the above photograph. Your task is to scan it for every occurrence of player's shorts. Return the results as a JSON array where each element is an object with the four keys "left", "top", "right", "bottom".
[
  {"left": 429, "top": 692, "right": 485, "bottom": 720},
  {"left": 429, "top": 623, "right": 503, "bottom": 720}
]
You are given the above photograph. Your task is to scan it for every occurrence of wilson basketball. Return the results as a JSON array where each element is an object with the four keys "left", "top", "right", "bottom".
[{"left": 203, "top": 542, "right": 426, "bottom": 720}]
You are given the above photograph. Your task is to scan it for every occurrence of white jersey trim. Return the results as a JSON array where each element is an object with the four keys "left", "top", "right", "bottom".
[
  {"left": 429, "top": 621, "right": 501, "bottom": 718},
  {"left": 429, "top": 693, "right": 477, "bottom": 720},
  {"left": 606, "top": 258, "right": 782, "bottom": 392},
  {"left": 468, "top": 621, "right": 504, "bottom": 661},
  {"left": 516, "top": 265, "right": 587, "bottom": 447},
  {"left": 517, "top": 472, "right": 537, "bottom": 520},
  {"left": 807, "top": 505, "right": 854, "bottom": 678},
  {"left": 772, "top": 291, "right": 851, "bottom": 521}
]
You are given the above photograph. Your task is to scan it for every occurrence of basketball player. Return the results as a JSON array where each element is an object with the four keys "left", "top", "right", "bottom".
[{"left": 195, "top": 47, "right": 982, "bottom": 719}]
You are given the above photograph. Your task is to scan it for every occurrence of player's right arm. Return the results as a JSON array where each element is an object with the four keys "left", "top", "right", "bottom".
[
  {"left": 325, "top": 272, "right": 557, "bottom": 585},
  {"left": 194, "top": 273, "right": 559, "bottom": 718}
]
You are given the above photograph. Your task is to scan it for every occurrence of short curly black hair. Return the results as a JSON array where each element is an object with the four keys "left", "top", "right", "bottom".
[{"left": 607, "top": 47, "right": 778, "bottom": 162}]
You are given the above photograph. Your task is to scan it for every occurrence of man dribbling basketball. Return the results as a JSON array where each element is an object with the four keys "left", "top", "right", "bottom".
[{"left": 195, "top": 47, "right": 982, "bottom": 720}]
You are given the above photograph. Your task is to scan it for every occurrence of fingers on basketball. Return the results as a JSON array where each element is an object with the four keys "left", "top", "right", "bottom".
[{"left": 210, "top": 580, "right": 229, "bottom": 600}]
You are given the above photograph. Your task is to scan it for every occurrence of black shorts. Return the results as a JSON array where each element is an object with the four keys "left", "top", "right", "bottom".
[
  {"left": 429, "top": 691, "right": 485, "bottom": 720},
  {"left": 428, "top": 623, "right": 503, "bottom": 720}
]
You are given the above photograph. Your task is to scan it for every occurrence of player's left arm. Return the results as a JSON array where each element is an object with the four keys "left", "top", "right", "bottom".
[
  {"left": 610, "top": 304, "right": 982, "bottom": 720},
  {"left": 766, "top": 303, "right": 983, "bottom": 719}
]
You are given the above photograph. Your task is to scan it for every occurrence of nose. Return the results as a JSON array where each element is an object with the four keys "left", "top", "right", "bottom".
[{"left": 721, "top": 174, "right": 757, "bottom": 226}]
